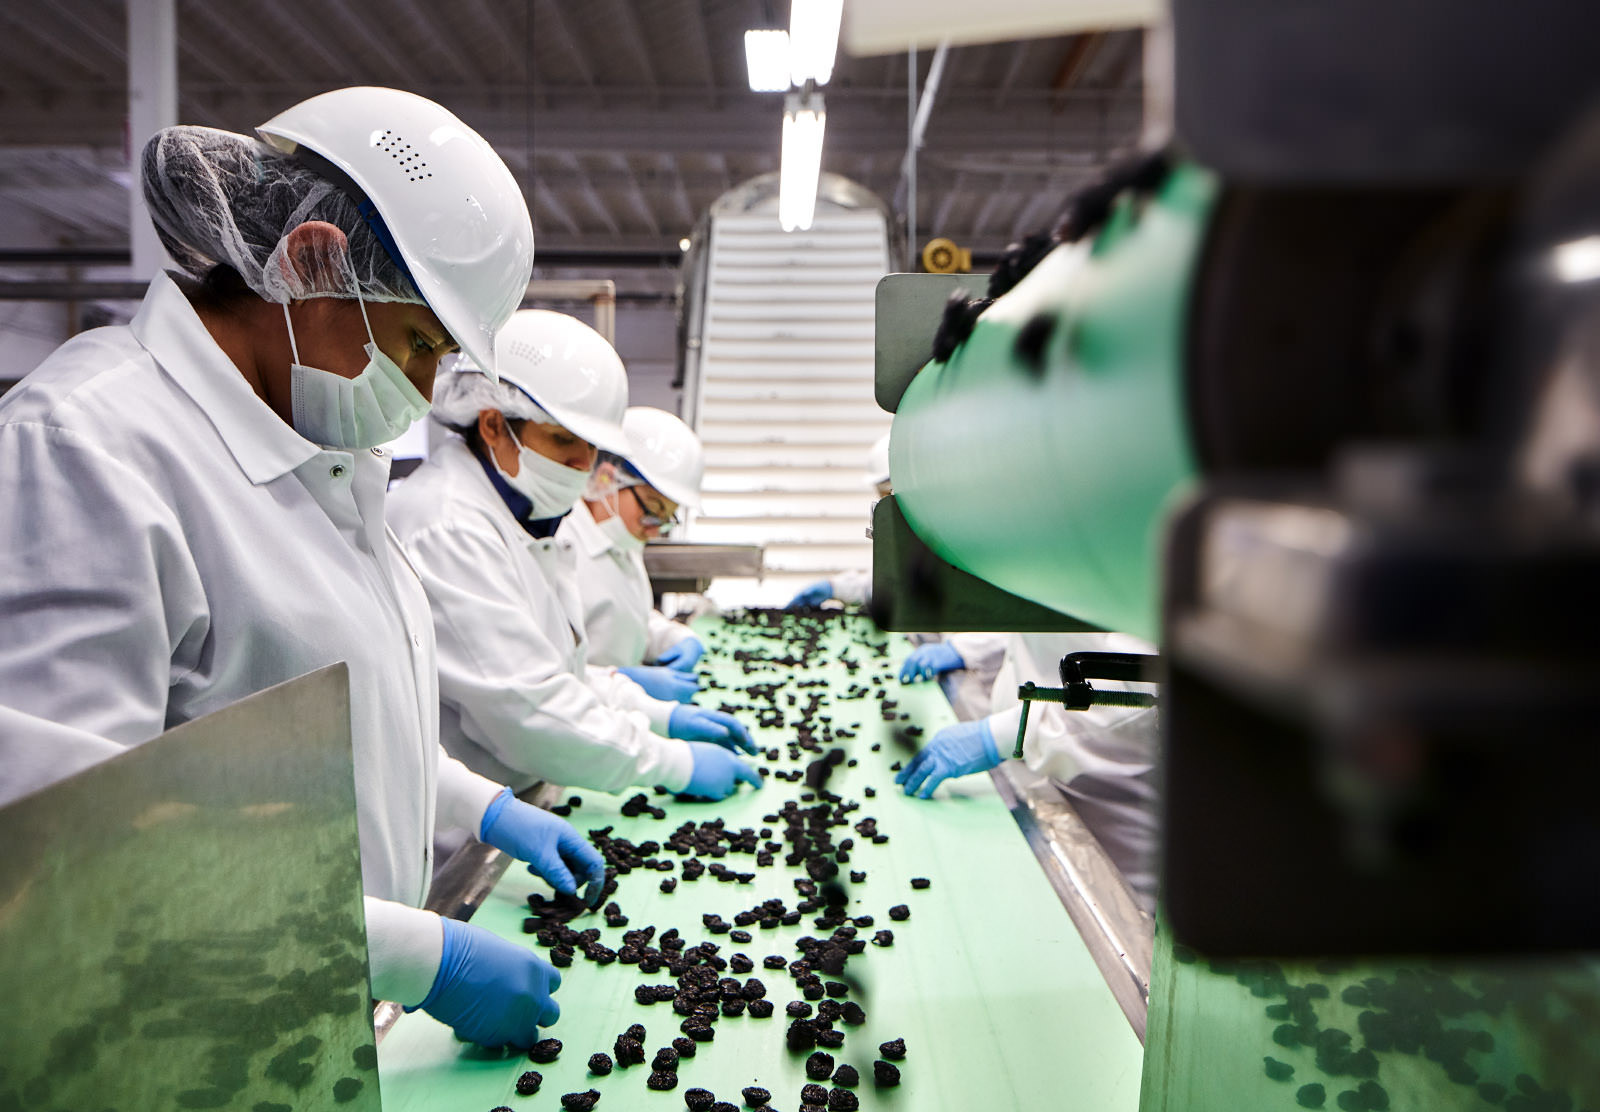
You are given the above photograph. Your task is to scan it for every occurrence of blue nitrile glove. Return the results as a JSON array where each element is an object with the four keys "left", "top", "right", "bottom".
[
  {"left": 898, "top": 642, "right": 966, "bottom": 684},
  {"left": 480, "top": 789, "right": 607, "bottom": 907},
  {"left": 668, "top": 704, "right": 757, "bottom": 754},
  {"left": 895, "top": 718, "right": 1002, "bottom": 799},
  {"left": 654, "top": 636, "right": 705, "bottom": 671},
  {"left": 619, "top": 664, "right": 699, "bottom": 703},
  {"left": 787, "top": 580, "right": 833, "bottom": 609},
  {"left": 412, "top": 917, "right": 561, "bottom": 1049},
  {"left": 681, "top": 741, "right": 763, "bottom": 800}
]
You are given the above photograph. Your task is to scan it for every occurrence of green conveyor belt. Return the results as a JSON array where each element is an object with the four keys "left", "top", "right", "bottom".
[
  {"left": 378, "top": 611, "right": 1143, "bottom": 1111},
  {"left": 1140, "top": 922, "right": 1600, "bottom": 1111}
]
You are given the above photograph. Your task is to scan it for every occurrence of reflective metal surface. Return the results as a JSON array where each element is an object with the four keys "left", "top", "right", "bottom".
[
  {"left": 994, "top": 759, "right": 1154, "bottom": 1041},
  {"left": 0, "top": 665, "right": 380, "bottom": 1112}
]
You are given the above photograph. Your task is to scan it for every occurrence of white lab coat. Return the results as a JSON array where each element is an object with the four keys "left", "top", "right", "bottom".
[
  {"left": 388, "top": 435, "right": 694, "bottom": 795},
  {"left": 0, "top": 273, "right": 505, "bottom": 1006},
  {"left": 832, "top": 568, "right": 873, "bottom": 605},
  {"left": 986, "top": 632, "right": 1161, "bottom": 905},
  {"left": 560, "top": 500, "right": 696, "bottom": 668}
]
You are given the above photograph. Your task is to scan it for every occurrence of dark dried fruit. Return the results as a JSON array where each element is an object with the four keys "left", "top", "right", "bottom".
[
  {"left": 648, "top": 1070, "right": 680, "bottom": 1091},
  {"left": 741, "top": 1087, "right": 772, "bottom": 1107},
  {"left": 787, "top": 1001, "right": 813, "bottom": 1019},
  {"left": 614, "top": 1037, "right": 645, "bottom": 1067},
  {"left": 806, "top": 1051, "right": 835, "bottom": 1079},
  {"left": 684, "top": 1087, "right": 715, "bottom": 1111},
  {"left": 801, "top": 1084, "right": 829, "bottom": 1105},
  {"left": 516, "top": 1070, "right": 542, "bottom": 1095},
  {"left": 529, "top": 1039, "right": 563, "bottom": 1063},
  {"left": 878, "top": 1038, "right": 905, "bottom": 1060},
  {"left": 560, "top": 1091, "right": 600, "bottom": 1111},
  {"left": 833, "top": 1064, "right": 859, "bottom": 1087},
  {"left": 887, "top": 905, "right": 910, "bottom": 921},
  {"left": 827, "top": 1089, "right": 859, "bottom": 1111},
  {"left": 872, "top": 1061, "right": 900, "bottom": 1087},
  {"left": 747, "top": 998, "right": 775, "bottom": 1018},
  {"left": 653, "top": 1047, "right": 679, "bottom": 1072},
  {"left": 910, "top": 877, "right": 930, "bottom": 889},
  {"left": 672, "top": 1036, "right": 697, "bottom": 1058},
  {"left": 588, "top": 1053, "right": 613, "bottom": 1075}
]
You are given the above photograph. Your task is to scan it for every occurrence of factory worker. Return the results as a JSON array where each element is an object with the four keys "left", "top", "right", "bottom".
[
  {"left": 897, "top": 632, "right": 1160, "bottom": 907},
  {"left": 786, "top": 433, "right": 891, "bottom": 608},
  {"left": 897, "top": 632, "right": 1009, "bottom": 722},
  {"left": 388, "top": 311, "right": 762, "bottom": 804},
  {"left": 563, "top": 407, "right": 708, "bottom": 696},
  {"left": 0, "top": 88, "right": 604, "bottom": 1051}
]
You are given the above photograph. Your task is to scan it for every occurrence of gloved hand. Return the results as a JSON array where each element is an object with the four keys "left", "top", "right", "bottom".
[
  {"left": 480, "top": 789, "right": 607, "bottom": 907},
  {"left": 898, "top": 641, "right": 966, "bottom": 684},
  {"left": 668, "top": 704, "right": 757, "bottom": 754},
  {"left": 654, "top": 636, "right": 705, "bottom": 672},
  {"left": 894, "top": 718, "right": 1002, "bottom": 799},
  {"left": 681, "top": 741, "right": 763, "bottom": 800},
  {"left": 412, "top": 917, "right": 561, "bottom": 1049},
  {"left": 619, "top": 664, "right": 699, "bottom": 703},
  {"left": 786, "top": 580, "right": 833, "bottom": 609}
]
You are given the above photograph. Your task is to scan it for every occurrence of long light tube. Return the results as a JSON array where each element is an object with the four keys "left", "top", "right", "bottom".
[
  {"left": 779, "top": 92, "right": 826, "bottom": 232},
  {"left": 744, "top": 29, "right": 791, "bottom": 92},
  {"left": 789, "top": 0, "right": 843, "bottom": 86}
]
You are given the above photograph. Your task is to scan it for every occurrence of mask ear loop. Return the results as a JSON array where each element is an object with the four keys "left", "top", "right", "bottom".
[{"left": 282, "top": 303, "right": 303, "bottom": 367}]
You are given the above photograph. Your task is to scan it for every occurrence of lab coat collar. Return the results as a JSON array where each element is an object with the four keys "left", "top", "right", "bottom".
[
  {"left": 451, "top": 434, "right": 568, "bottom": 541},
  {"left": 564, "top": 499, "right": 622, "bottom": 560},
  {"left": 130, "top": 272, "right": 320, "bottom": 485}
]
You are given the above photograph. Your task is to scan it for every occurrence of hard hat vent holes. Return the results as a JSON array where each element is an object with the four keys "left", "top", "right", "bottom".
[
  {"left": 508, "top": 340, "right": 547, "bottom": 365},
  {"left": 374, "top": 130, "right": 432, "bottom": 183}
]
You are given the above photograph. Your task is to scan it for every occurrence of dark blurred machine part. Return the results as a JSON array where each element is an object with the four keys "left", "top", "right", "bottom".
[
  {"left": 1172, "top": 0, "right": 1600, "bottom": 184},
  {"left": 1162, "top": 7, "right": 1600, "bottom": 954},
  {"left": 878, "top": 1, "right": 1600, "bottom": 956}
]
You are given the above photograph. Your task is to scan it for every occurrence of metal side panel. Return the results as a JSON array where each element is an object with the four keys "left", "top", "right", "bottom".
[
  {"left": 0, "top": 665, "right": 380, "bottom": 1112},
  {"left": 873, "top": 271, "right": 991, "bottom": 414}
]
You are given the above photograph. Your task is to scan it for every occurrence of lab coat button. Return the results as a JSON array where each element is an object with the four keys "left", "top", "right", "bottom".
[{"left": 330, "top": 464, "right": 347, "bottom": 479}]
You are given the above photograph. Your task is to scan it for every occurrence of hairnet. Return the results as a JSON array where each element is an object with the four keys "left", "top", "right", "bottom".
[
  {"left": 141, "top": 125, "right": 424, "bottom": 306},
  {"left": 430, "top": 365, "right": 553, "bottom": 430},
  {"left": 585, "top": 454, "right": 646, "bottom": 501}
]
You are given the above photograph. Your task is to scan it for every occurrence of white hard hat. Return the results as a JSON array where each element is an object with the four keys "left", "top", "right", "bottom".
[
  {"left": 256, "top": 87, "right": 534, "bottom": 382},
  {"left": 865, "top": 432, "right": 892, "bottom": 487},
  {"left": 493, "top": 310, "right": 630, "bottom": 454},
  {"left": 621, "top": 407, "right": 705, "bottom": 508}
]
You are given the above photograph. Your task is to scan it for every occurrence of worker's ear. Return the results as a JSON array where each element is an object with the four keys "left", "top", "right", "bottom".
[{"left": 278, "top": 220, "right": 352, "bottom": 296}]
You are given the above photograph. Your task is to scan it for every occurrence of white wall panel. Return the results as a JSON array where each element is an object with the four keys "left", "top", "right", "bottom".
[{"left": 686, "top": 191, "right": 890, "bottom": 607}]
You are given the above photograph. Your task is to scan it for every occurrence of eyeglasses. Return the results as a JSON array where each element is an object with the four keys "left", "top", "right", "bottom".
[{"left": 626, "top": 485, "right": 679, "bottom": 534}]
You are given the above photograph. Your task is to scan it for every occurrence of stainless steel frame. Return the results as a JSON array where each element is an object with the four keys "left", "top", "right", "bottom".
[{"left": 991, "top": 760, "right": 1155, "bottom": 1042}]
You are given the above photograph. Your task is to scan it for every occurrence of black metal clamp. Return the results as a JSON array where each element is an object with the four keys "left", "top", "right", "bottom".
[{"left": 1014, "top": 652, "right": 1161, "bottom": 757}]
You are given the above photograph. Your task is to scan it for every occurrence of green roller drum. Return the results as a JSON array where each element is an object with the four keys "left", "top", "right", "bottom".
[{"left": 888, "top": 163, "right": 1219, "bottom": 641}]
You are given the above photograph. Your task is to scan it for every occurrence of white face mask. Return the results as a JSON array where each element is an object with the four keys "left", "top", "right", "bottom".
[
  {"left": 500, "top": 438, "right": 591, "bottom": 519},
  {"left": 284, "top": 298, "right": 430, "bottom": 451},
  {"left": 597, "top": 507, "right": 647, "bottom": 552}
]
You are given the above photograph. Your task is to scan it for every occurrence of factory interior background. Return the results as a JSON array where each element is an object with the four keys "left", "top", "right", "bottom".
[{"left": 2, "top": 1, "right": 1598, "bottom": 1110}]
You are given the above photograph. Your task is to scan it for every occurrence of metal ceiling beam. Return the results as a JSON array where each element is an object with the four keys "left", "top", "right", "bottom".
[
  {"left": 0, "top": 5, "right": 108, "bottom": 78},
  {"left": 612, "top": 152, "right": 661, "bottom": 237},
  {"left": 993, "top": 40, "right": 1033, "bottom": 109},
  {"left": 607, "top": 0, "right": 660, "bottom": 100},
  {"left": 535, "top": 0, "right": 598, "bottom": 92},
  {"left": 1051, "top": 32, "right": 1105, "bottom": 97}
]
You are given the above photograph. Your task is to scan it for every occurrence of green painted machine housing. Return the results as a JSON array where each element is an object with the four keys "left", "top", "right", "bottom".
[{"left": 889, "top": 163, "right": 1219, "bottom": 641}]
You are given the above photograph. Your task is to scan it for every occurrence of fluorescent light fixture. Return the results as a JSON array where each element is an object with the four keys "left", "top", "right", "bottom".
[
  {"left": 745, "top": 29, "right": 792, "bottom": 92},
  {"left": 789, "top": 0, "right": 843, "bottom": 86},
  {"left": 1553, "top": 234, "right": 1600, "bottom": 283},
  {"left": 779, "top": 92, "right": 826, "bottom": 232}
]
